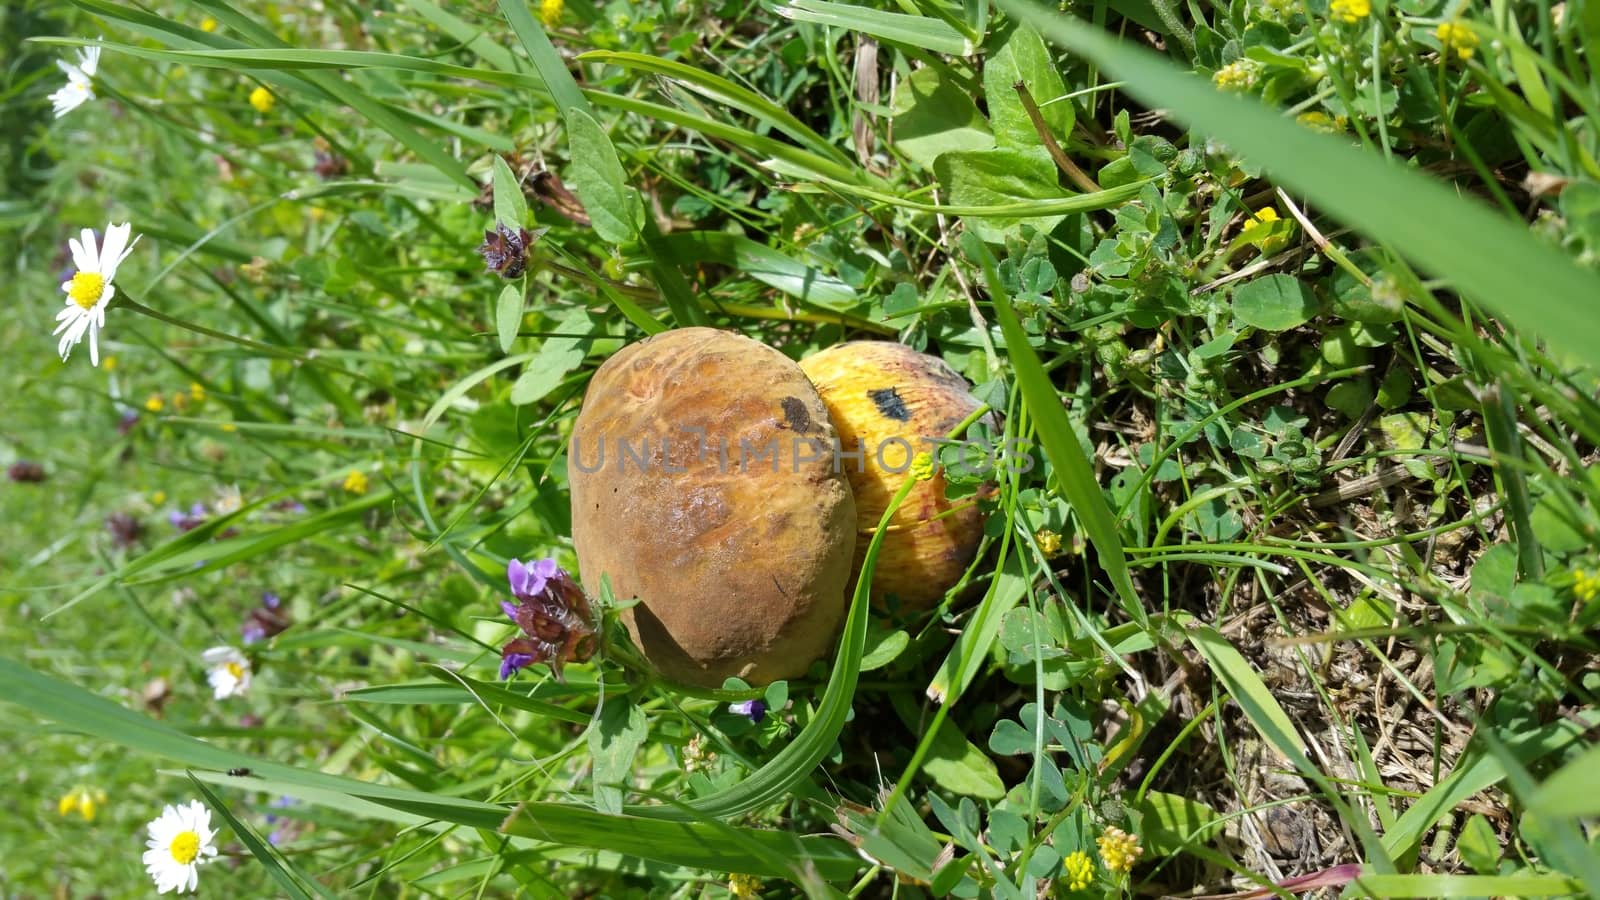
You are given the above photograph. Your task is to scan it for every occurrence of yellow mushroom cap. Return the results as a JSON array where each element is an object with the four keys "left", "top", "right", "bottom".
[{"left": 799, "top": 341, "right": 988, "bottom": 612}]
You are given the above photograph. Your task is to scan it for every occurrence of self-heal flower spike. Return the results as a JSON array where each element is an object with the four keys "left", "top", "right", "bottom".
[
  {"left": 478, "top": 222, "right": 537, "bottom": 279},
  {"left": 142, "top": 800, "right": 219, "bottom": 894},
  {"left": 497, "top": 557, "right": 597, "bottom": 681},
  {"left": 49, "top": 45, "right": 100, "bottom": 118},
  {"left": 55, "top": 221, "right": 139, "bottom": 366},
  {"left": 202, "top": 646, "right": 251, "bottom": 699}
]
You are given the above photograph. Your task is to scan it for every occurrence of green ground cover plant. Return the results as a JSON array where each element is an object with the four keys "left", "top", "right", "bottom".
[{"left": 2, "top": 0, "right": 1598, "bottom": 896}]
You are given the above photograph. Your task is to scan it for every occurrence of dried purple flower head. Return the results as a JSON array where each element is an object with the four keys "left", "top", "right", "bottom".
[
  {"left": 478, "top": 223, "right": 537, "bottom": 279},
  {"left": 729, "top": 699, "right": 767, "bottom": 724},
  {"left": 169, "top": 502, "right": 208, "bottom": 532},
  {"left": 7, "top": 461, "right": 46, "bottom": 483},
  {"left": 497, "top": 557, "right": 597, "bottom": 681},
  {"left": 106, "top": 512, "right": 145, "bottom": 549},
  {"left": 312, "top": 147, "right": 348, "bottom": 179}
]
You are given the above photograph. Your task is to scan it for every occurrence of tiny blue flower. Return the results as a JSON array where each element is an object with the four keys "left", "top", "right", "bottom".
[{"left": 729, "top": 699, "right": 767, "bottom": 724}]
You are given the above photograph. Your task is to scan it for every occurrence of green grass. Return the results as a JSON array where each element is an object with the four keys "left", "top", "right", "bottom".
[{"left": 2, "top": 0, "right": 1598, "bottom": 896}]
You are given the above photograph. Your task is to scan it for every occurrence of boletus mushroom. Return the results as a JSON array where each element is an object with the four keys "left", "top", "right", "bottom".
[
  {"left": 799, "top": 342, "right": 988, "bottom": 612},
  {"left": 568, "top": 327, "right": 856, "bottom": 688}
]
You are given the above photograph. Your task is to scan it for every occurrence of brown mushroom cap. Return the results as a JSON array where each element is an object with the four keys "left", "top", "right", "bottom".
[
  {"left": 568, "top": 327, "right": 857, "bottom": 688},
  {"left": 798, "top": 341, "right": 988, "bottom": 612}
]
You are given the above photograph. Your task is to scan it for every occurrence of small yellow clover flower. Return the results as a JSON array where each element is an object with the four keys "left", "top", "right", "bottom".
[
  {"left": 248, "top": 86, "right": 275, "bottom": 114},
  {"left": 1296, "top": 110, "right": 1346, "bottom": 133},
  {"left": 58, "top": 787, "right": 107, "bottom": 821},
  {"left": 1329, "top": 0, "right": 1371, "bottom": 23},
  {"left": 728, "top": 873, "right": 763, "bottom": 898},
  {"left": 909, "top": 451, "right": 936, "bottom": 482},
  {"left": 1436, "top": 21, "right": 1479, "bottom": 61},
  {"left": 1245, "top": 207, "right": 1294, "bottom": 254},
  {"left": 145, "top": 393, "right": 165, "bottom": 413},
  {"left": 200, "top": 16, "right": 218, "bottom": 32},
  {"left": 1212, "top": 60, "right": 1260, "bottom": 92},
  {"left": 1035, "top": 528, "right": 1063, "bottom": 558},
  {"left": 1574, "top": 568, "right": 1600, "bottom": 603},
  {"left": 343, "top": 469, "right": 369, "bottom": 495},
  {"left": 1097, "top": 825, "right": 1144, "bottom": 874},
  {"left": 540, "top": 0, "right": 564, "bottom": 28},
  {"left": 1063, "top": 849, "right": 1094, "bottom": 891}
]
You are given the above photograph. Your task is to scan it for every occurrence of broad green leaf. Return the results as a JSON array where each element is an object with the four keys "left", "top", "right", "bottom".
[
  {"left": 1137, "top": 791, "right": 1223, "bottom": 855},
  {"left": 983, "top": 24, "right": 1073, "bottom": 150},
  {"left": 565, "top": 109, "right": 643, "bottom": 244},
  {"left": 496, "top": 284, "right": 524, "bottom": 355},
  {"left": 1529, "top": 741, "right": 1600, "bottom": 818},
  {"left": 492, "top": 155, "right": 529, "bottom": 229},
  {"left": 1000, "top": 0, "right": 1600, "bottom": 371},
  {"left": 934, "top": 149, "right": 1069, "bottom": 243},
  {"left": 891, "top": 66, "right": 994, "bottom": 170},
  {"left": 589, "top": 695, "right": 648, "bottom": 815},
  {"left": 1233, "top": 274, "right": 1319, "bottom": 332},
  {"left": 511, "top": 307, "right": 593, "bottom": 406}
]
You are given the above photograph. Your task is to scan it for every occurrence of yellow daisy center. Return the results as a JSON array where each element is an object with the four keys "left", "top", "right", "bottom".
[
  {"left": 225, "top": 661, "right": 244, "bottom": 680},
  {"left": 68, "top": 271, "right": 105, "bottom": 310},
  {"left": 169, "top": 830, "right": 201, "bottom": 864}
]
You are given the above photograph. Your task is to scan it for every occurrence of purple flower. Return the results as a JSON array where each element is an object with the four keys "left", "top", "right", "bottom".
[
  {"left": 117, "top": 410, "right": 140, "bottom": 435},
  {"left": 496, "top": 557, "right": 597, "bottom": 682},
  {"left": 499, "top": 650, "right": 537, "bottom": 680},
  {"left": 262, "top": 591, "right": 281, "bottom": 609},
  {"left": 729, "top": 699, "right": 767, "bottom": 724},
  {"left": 507, "top": 557, "right": 561, "bottom": 600}
]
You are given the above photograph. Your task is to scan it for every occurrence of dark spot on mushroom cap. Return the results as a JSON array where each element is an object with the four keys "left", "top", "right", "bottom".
[
  {"left": 779, "top": 396, "right": 815, "bottom": 433},
  {"left": 869, "top": 387, "right": 910, "bottom": 421}
]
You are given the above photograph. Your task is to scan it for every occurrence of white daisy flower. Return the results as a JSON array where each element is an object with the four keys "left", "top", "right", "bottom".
[
  {"left": 54, "top": 221, "right": 139, "bottom": 367},
  {"left": 202, "top": 646, "right": 251, "bottom": 699},
  {"left": 49, "top": 45, "right": 100, "bottom": 118},
  {"left": 142, "top": 799, "right": 219, "bottom": 894}
]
